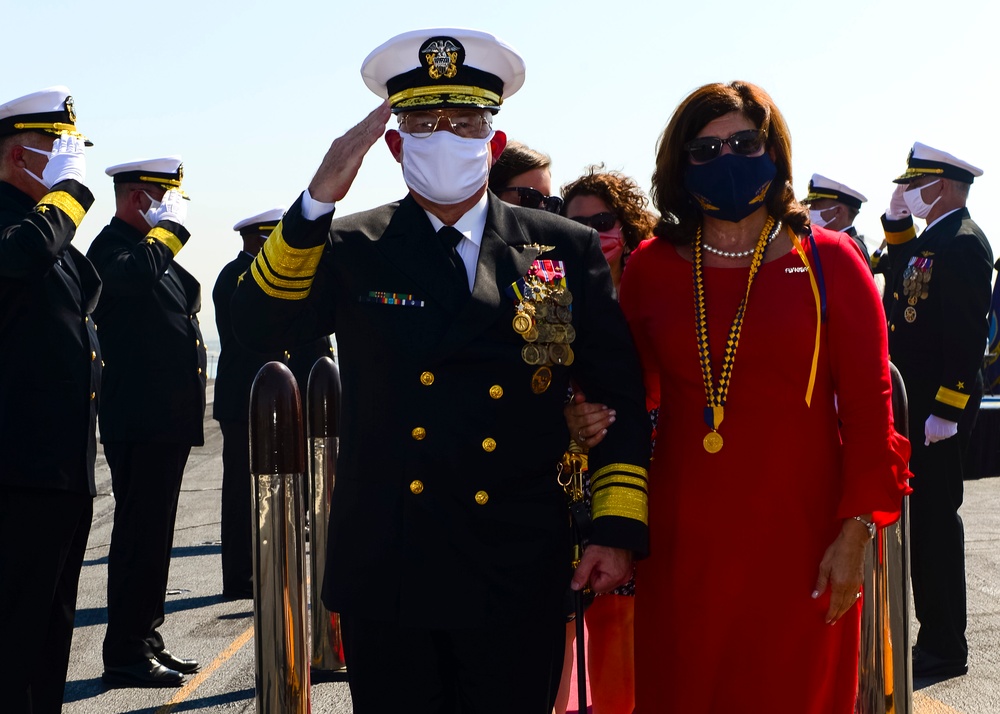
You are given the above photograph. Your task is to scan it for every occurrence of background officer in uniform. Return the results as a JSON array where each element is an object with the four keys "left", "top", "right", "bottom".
[
  {"left": 881, "top": 142, "right": 991, "bottom": 679},
  {"left": 87, "top": 157, "right": 206, "bottom": 688},
  {"left": 0, "top": 86, "right": 100, "bottom": 714},
  {"left": 213, "top": 207, "right": 333, "bottom": 599},
  {"left": 804, "top": 173, "right": 870, "bottom": 262},
  {"left": 231, "top": 28, "right": 650, "bottom": 713}
]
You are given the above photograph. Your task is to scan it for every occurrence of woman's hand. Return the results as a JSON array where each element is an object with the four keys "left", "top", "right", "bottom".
[
  {"left": 812, "top": 518, "right": 872, "bottom": 624},
  {"left": 564, "top": 390, "right": 615, "bottom": 449}
]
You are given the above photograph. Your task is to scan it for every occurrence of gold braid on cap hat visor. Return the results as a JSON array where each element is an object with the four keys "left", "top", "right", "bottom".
[
  {"left": 389, "top": 84, "right": 501, "bottom": 108},
  {"left": 14, "top": 121, "right": 90, "bottom": 142},
  {"left": 805, "top": 190, "right": 839, "bottom": 202}
]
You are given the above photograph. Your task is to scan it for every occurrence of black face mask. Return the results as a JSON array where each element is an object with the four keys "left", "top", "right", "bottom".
[{"left": 683, "top": 153, "right": 778, "bottom": 223}]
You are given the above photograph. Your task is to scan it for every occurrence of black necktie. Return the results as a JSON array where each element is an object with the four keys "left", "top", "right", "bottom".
[{"left": 438, "top": 226, "right": 470, "bottom": 297}]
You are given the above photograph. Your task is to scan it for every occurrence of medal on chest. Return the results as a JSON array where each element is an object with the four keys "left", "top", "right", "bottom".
[
  {"left": 508, "top": 259, "right": 575, "bottom": 394},
  {"left": 693, "top": 217, "right": 779, "bottom": 453}
]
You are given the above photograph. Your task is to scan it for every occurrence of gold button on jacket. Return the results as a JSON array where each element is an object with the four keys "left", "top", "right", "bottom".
[
  {"left": 474, "top": 490, "right": 489, "bottom": 505},
  {"left": 420, "top": 371, "right": 435, "bottom": 385},
  {"left": 411, "top": 427, "right": 427, "bottom": 440},
  {"left": 489, "top": 385, "right": 503, "bottom": 399},
  {"left": 410, "top": 480, "right": 424, "bottom": 494},
  {"left": 482, "top": 438, "right": 496, "bottom": 452}
]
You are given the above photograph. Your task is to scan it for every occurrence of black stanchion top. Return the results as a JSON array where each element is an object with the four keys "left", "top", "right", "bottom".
[
  {"left": 306, "top": 356, "right": 342, "bottom": 439},
  {"left": 250, "top": 361, "right": 306, "bottom": 474}
]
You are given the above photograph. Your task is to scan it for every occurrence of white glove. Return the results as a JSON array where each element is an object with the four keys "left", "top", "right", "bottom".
[
  {"left": 151, "top": 189, "right": 188, "bottom": 227},
  {"left": 37, "top": 132, "right": 86, "bottom": 187},
  {"left": 924, "top": 415, "right": 958, "bottom": 446},
  {"left": 886, "top": 184, "right": 910, "bottom": 221}
]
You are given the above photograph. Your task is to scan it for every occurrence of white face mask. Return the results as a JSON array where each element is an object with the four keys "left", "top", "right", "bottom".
[
  {"left": 140, "top": 191, "right": 161, "bottom": 228},
  {"left": 903, "top": 180, "right": 941, "bottom": 219},
  {"left": 400, "top": 129, "right": 494, "bottom": 205},
  {"left": 20, "top": 145, "right": 52, "bottom": 189},
  {"left": 809, "top": 207, "right": 835, "bottom": 228}
]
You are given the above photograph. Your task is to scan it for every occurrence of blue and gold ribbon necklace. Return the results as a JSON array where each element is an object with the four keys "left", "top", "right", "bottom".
[{"left": 692, "top": 216, "right": 780, "bottom": 453}]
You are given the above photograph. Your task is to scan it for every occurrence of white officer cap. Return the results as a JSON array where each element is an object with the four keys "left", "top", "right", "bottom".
[
  {"left": 361, "top": 28, "right": 525, "bottom": 113},
  {"left": 0, "top": 86, "right": 92, "bottom": 146},
  {"left": 105, "top": 156, "right": 189, "bottom": 198},
  {"left": 895, "top": 142, "right": 983, "bottom": 184},
  {"left": 804, "top": 173, "right": 868, "bottom": 210},
  {"left": 233, "top": 208, "right": 285, "bottom": 234}
]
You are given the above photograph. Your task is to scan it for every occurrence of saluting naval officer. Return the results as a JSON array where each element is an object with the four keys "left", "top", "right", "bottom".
[
  {"left": 881, "top": 142, "right": 992, "bottom": 679},
  {"left": 230, "top": 28, "right": 650, "bottom": 713},
  {"left": 86, "top": 157, "right": 206, "bottom": 687},
  {"left": 213, "top": 208, "right": 333, "bottom": 599},
  {"left": 804, "top": 173, "right": 871, "bottom": 264},
  {"left": 0, "top": 87, "right": 101, "bottom": 714}
]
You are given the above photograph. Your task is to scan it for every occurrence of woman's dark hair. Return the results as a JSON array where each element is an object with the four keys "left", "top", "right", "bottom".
[
  {"left": 488, "top": 141, "right": 552, "bottom": 193},
  {"left": 650, "top": 81, "right": 809, "bottom": 244},
  {"left": 561, "top": 165, "right": 658, "bottom": 250}
]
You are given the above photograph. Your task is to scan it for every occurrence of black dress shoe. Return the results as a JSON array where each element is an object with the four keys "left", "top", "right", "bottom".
[
  {"left": 222, "top": 587, "right": 254, "bottom": 600},
  {"left": 102, "top": 658, "right": 185, "bottom": 688},
  {"left": 912, "top": 645, "right": 968, "bottom": 679},
  {"left": 154, "top": 649, "right": 200, "bottom": 674}
]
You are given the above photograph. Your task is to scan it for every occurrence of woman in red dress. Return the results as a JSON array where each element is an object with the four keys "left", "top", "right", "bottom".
[{"left": 571, "top": 81, "right": 910, "bottom": 713}]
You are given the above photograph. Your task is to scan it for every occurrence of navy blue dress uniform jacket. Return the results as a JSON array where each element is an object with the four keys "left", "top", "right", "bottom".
[
  {"left": 86, "top": 217, "right": 207, "bottom": 445},
  {"left": 213, "top": 251, "right": 334, "bottom": 423},
  {"left": 231, "top": 192, "right": 651, "bottom": 628},
  {"left": 882, "top": 208, "right": 993, "bottom": 420},
  {"left": 0, "top": 180, "right": 102, "bottom": 494}
]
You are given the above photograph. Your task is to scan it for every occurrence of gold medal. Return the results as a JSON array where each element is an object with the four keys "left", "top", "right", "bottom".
[
  {"left": 550, "top": 324, "right": 567, "bottom": 343},
  {"left": 905, "top": 306, "right": 917, "bottom": 323},
  {"left": 512, "top": 313, "right": 533, "bottom": 335},
  {"left": 535, "top": 323, "right": 554, "bottom": 342},
  {"left": 531, "top": 366, "right": 553, "bottom": 394},
  {"left": 703, "top": 431, "right": 723, "bottom": 453},
  {"left": 521, "top": 344, "right": 542, "bottom": 365},
  {"left": 564, "top": 325, "right": 576, "bottom": 343},
  {"left": 907, "top": 295, "right": 919, "bottom": 306},
  {"left": 524, "top": 325, "right": 539, "bottom": 342},
  {"left": 563, "top": 346, "right": 575, "bottom": 366},
  {"left": 556, "top": 305, "right": 572, "bottom": 323},
  {"left": 554, "top": 288, "right": 573, "bottom": 306},
  {"left": 548, "top": 343, "right": 568, "bottom": 365}
]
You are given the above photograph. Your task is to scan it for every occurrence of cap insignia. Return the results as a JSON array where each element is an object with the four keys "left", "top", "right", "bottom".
[
  {"left": 65, "top": 96, "right": 76, "bottom": 123},
  {"left": 178, "top": 163, "right": 184, "bottom": 182},
  {"left": 421, "top": 37, "right": 462, "bottom": 80}
]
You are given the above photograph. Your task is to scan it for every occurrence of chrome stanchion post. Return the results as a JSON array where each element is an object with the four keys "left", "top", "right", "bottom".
[
  {"left": 306, "top": 356, "right": 347, "bottom": 676},
  {"left": 249, "top": 361, "right": 310, "bottom": 713},
  {"left": 857, "top": 363, "right": 912, "bottom": 714}
]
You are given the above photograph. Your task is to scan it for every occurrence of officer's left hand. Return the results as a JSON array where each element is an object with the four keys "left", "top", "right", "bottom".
[
  {"left": 924, "top": 415, "right": 959, "bottom": 445},
  {"left": 571, "top": 544, "right": 631, "bottom": 594}
]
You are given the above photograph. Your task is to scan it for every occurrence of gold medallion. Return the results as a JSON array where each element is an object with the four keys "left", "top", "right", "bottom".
[
  {"left": 905, "top": 306, "right": 917, "bottom": 323},
  {"left": 703, "top": 431, "right": 723, "bottom": 453},
  {"left": 907, "top": 295, "right": 919, "bottom": 306},
  {"left": 535, "top": 323, "right": 553, "bottom": 342},
  {"left": 521, "top": 344, "right": 542, "bottom": 365},
  {"left": 512, "top": 313, "right": 533, "bottom": 335},
  {"left": 550, "top": 324, "right": 567, "bottom": 343},
  {"left": 556, "top": 305, "right": 572, "bottom": 323},
  {"left": 524, "top": 325, "right": 539, "bottom": 342},
  {"left": 554, "top": 288, "right": 573, "bottom": 306},
  {"left": 564, "top": 325, "right": 577, "bottom": 343},
  {"left": 563, "top": 346, "right": 575, "bottom": 366},
  {"left": 548, "top": 343, "right": 568, "bottom": 365},
  {"left": 531, "top": 366, "right": 553, "bottom": 394}
]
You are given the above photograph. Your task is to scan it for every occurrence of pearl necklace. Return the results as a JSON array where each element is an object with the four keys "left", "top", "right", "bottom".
[{"left": 701, "top": 220, "right": 782, "bottom": 258}]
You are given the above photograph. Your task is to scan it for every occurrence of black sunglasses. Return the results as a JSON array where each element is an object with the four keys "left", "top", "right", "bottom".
[
  {"left": 569, "top": 212, "right": 617, "bottom": 232},
  {"left": 499, "top": 186, "right": 564, "bottom": 213},
  {"left": 683, "top": 130, "right": 765, "bottom": 163}
]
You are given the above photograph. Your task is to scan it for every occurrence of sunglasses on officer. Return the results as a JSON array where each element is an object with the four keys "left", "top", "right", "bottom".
[
  {"left": 499, "top": 186, "right": 564, "bottom": 213},
  {"left": 569, "top": 212, "right": 618, "bottom": 233},
  {"left": 683, "top": 129, "right": 765, "bottom": 164}
]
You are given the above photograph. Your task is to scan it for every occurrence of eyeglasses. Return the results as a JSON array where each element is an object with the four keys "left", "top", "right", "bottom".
[
  {"left": 683, "top": 130, "right": 765, "bottom": 164},
  {"left": 570, "top": 212, "right": 618, "bottom": 232},
  {"left": 499, "top": 186, "right": 564, "bottom": 213},
  {"left": 398, "top": 110, "right": 492, "bottom": 139}
]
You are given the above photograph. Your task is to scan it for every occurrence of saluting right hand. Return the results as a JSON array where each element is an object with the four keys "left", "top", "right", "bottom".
[
  {"left": 886, "top": 184, "right": 910, "bottom": 221},
  {"left": 151, "top": 189, "right": 189, "bottom": 227},
  {"left": 43, "top": 132, "right": 86, "bottom": 187},
  {"left": 307, "top": 101, "right": 392, "bottom": 204}
]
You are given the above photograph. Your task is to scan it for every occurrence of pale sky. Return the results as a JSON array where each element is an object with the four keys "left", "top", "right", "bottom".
[{"left": 6, "top": 0, "right": 997, "bottom": 345}]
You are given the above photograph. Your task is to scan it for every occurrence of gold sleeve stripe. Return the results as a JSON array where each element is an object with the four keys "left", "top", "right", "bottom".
[
  {"left": 250, "top": 260, "right": 312, "bottom": 301},
  {"left": 592, "top": 485, "right": 649, "bottom": 526},
  {"left": 255, "top": 250, "right": 314, "bottom": 291},
  {"left": 935, "top": 386, "right": 970, "bottom": 410},
  {"left": 147, "top": 227, "right": 183, "bottom": 256},
  {"left": 885, "top": 225, "right": 916, "bottom": 245},
  {"left": 262, "top": 223, "right": 325, "bottom": 279},
  {"left": 591, "top": 462, "right": 649, "bottom": 481},
  {"left": 39, "top": 191, "right": 86, "bottom": 227},
  {"left": 591, "top": 474, "right": 649, "bottom": 491}
]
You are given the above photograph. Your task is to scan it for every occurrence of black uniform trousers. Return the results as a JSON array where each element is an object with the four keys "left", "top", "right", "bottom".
[
  {"left": 219, "top": 420, "right": 253, "bottom": 596},
  {"left": 0, "top": 487, "right": 92, "bottom": 714},
  {"left": 340, "top": 606, "right": 566, "bottom": 714},
  {"left": 909, "top": 385, "right": 980, "bottom": 662},
  {"left": 102, "top": 441, "right": 191, "bottom": 666}
]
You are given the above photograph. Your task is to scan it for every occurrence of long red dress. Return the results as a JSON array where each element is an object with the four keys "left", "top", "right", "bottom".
[{"left": 619, "top": 226, "right": 910, "bottom": 714}]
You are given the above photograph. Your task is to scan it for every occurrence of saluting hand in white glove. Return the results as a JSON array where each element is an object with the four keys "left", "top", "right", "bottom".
[
  {"left": 151, "top": 188, "right": 188, "bottom": 227},
  {"left": 886, "top": 184, "right": 910, "bottom": 221},
  {"left": 925, "top": 415, "right": 958, "bottom": 446}
]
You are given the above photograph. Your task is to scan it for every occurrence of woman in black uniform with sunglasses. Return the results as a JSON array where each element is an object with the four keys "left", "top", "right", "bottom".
[{"left": 567, "top": 81, "right": 911, "bottom": 713}]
